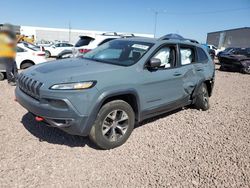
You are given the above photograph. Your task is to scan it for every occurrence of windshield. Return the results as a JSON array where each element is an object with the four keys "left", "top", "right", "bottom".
[{"left": 82, "top": 40, "right": 153, "bottom": 66}]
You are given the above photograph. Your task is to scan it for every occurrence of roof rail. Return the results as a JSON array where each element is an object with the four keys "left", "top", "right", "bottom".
[
  {"left": 159, "top": 33, "right": 199, "bottom": 44},
  {"left": 119, "top": 33, "right": 135, "bottom": 38},
  {"left": 102, "top": 32, "right": 118, "bottom": 36}
]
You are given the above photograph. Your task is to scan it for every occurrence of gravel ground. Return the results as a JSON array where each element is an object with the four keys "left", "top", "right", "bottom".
[{"left": 0, "top": 67, "right": 249, "bottom": 187}]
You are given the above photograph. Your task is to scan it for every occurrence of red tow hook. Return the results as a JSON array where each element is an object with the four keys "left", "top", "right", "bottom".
[{"left": 35, "top": 116, "right": 44, "bottom": 122}]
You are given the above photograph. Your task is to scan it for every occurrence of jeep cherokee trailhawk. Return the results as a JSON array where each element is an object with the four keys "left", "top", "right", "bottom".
[{"left": 16, "top": 34, "right": 215, "bottom": 149}]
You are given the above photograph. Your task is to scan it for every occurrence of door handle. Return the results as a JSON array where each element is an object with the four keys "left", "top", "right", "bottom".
[
  {"left": 196, "top": 68, "right": 203, "bottom": 71},
  {"left": 173, "top": 72, "right": 182, "bottom": 76}
]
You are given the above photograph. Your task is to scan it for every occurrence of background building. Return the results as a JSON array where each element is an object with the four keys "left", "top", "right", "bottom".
[
  {"left": 206, "top": 27, "right": 250, "bottom": 49},
  {"left": 20, "top": 26, "right": 153, "bottom": 44}
]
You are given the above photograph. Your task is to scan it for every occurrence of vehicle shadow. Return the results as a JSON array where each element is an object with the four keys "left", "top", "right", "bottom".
[
  {"left": 21, "top": 108, "right": 184, "bottom": 148},
  {"left": 21, "top": 112, "right": 99, "bottom": 149}
]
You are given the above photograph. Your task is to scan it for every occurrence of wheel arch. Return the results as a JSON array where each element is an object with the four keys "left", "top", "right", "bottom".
[
  {"left": 83, "top": 89, "right": 141, "bottom": 135},
  {"left": 20, "top": 60, "right": 35, "bottom": 69},
  {"left": 191, "top": 78, "right": 214, "bottom": 102}
]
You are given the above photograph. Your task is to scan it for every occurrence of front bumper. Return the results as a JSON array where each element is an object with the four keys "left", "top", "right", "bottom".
[{"left": 15, "top": 86, "right": 90, "bottom": 136}]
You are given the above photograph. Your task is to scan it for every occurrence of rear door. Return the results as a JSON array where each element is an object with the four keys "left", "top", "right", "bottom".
[
  {"left": 175, "top": 44, "right": 199, "bottom": 97},
  {"left": 196, "top": 46, "right": 213, "bottom": 77}
]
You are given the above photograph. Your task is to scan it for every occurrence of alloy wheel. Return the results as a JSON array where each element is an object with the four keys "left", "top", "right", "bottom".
[{"left": 102, "top": 110, "right": 129, "bottom": 142}]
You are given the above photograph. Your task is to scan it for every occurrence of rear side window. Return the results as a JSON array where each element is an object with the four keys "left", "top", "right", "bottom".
[
  {"left": 75, "top": 37, "right": 94, "bottom": 47},
  {"left": 180, "top": 47, "right": 195, "bottom": 65},
  {"left": 197, "top": 47, "right": 209, "bottom": 62},
  {"left": 16, "top": 47, "right": 26, "bottom": 52}
]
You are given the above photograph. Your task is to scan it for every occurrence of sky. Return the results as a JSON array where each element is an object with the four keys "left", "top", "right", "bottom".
[{"left": 1, "top": 0, "right": 250, "bottom": 42}]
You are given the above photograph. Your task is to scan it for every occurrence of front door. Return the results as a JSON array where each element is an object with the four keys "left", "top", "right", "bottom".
[{"left": 139, "top": 44, "right": 186, "bottom": 114}]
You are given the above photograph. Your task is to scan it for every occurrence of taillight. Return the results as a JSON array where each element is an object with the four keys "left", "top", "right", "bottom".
[
  {"left": 37, "top": 53, "right": 45, "bottom": 56},
  {"left": 41, "top": 47, "right": 45, "bottom": 51},
  {"left": 79, "top": 49, "right": 91, "bottom": 53}
]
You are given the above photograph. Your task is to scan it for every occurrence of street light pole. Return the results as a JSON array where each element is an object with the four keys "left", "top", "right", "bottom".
[
  {"left": 149, "top": 9, "right": 166, "bottom": 38},
  {"left": 153, "top": 11, "right": 158, "bottom": 38},
  {"left": 68, "top": 21, "right": 71, "bottom": 43}
]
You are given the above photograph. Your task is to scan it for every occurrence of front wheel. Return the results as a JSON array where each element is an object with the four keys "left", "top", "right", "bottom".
[
  {"left": 241, "top": 66, "right": 250, "bottom": 74},
  {"left": 194, "top": 83, "right": 210, "bottom": 111},
  {"left": 89, "top": 100, "right": 135, "bottom": 150}
]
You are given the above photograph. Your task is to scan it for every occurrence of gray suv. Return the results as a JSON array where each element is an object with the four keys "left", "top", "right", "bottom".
[{"left": 15, "top": 34, "right": 215, "bottom": 149}]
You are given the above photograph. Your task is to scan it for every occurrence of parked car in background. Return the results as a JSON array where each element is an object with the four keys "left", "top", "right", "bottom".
[
  {"left": 18, "top": 41, "right": 45, "bottom": 52},
  {"left": 207, "top": 44, "right": 225, "bottom": 56},
  {"left": 73, "top": 32, "right": 135, "bottom": 57},
  {"left": 16, "top": 34, "right": 215, "bottom": 149},
  {"left": 0, "top": 43, "right": 47, "bottom": 80},
  {"left": 218, "top": 47, "right": 250, "bottom": 74},
  {"left": 44, "top": 42, "right": 74, "bottom": 57},
  {"left": 202, "top": 44, "right": 215, "bottom": 60},
  {"left": 16, "top": 43, "right": 47, "bottom": 69},
  {"left": 36, "top": 40, "right": 54, "bottom": 47},
  {"left": 217, "top": 47, "right": 236, "bottom": 57},
  {"left": 56, "top": 50, "right": 74, "bottom": 59}
]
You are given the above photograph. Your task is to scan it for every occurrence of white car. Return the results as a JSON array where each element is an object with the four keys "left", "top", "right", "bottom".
[
  {"left": 36, "top": 40, "right": 54, "bottom": 47},
  {"left": 16, "top": 43, "right": 47, "bottom": 69},
  {"left": 207, "top": 44, "right": 224, "bottom": 56},
  {"left": 44, "top": 42, "right": 74, "bottom": 57},
  {"left": 73, "top": 32, "right": 134, "bottom": 57}
]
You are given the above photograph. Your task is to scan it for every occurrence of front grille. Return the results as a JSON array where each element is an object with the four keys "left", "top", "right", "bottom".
[{"left": 18, "top": 74, "right": 43, "bottom": 100}]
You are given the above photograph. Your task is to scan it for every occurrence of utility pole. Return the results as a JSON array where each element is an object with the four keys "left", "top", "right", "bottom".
[
  {"left": 149, "top": 9, "right": 166, "bottom": 38},
  {"left": 68, "top": 21, "right": 71, "bottom": 43}
]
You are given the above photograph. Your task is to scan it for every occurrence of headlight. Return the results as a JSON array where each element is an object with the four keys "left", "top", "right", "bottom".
[{"left": 50, "top": 81, "right": 96, "bottom": 90}]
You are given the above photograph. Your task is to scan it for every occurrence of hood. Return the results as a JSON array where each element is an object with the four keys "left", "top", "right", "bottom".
[{"left": 22, "top": 58, "right": 123, "bottom": 83}]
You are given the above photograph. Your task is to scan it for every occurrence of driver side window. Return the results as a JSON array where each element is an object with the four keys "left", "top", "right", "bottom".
[{"left": 152, "top": 46, "right": 175, "bottom": 69}]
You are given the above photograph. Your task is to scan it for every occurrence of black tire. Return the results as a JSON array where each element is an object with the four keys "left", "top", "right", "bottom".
[
  {"left": 0, "top": 72, "right": 4, "bottom": 81},
  {"left": 45, "top": 50, "right": 51, "bottom": 58},
  {"left": 219, "top": 65, "right": 226, "bottom": 71},
  {"left": 241, "top": 66, "right": 250, "bottom": 74},
  {"left": 20, "top": 62, "right": 34, "bottom": 69},
  {"left": 194, "top": 83, "right": 210, "bottom": 111},
  {"left": 89, "top": 100, "right": 135, "bottom": 150}
]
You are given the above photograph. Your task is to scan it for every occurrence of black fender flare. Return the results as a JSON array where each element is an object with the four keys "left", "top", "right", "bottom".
[
  {"left": 82, "top": 89, "right": 141, "bottom": 135},
  {"left": 191, "top": 78, "right": 214, "bottom": 103}
]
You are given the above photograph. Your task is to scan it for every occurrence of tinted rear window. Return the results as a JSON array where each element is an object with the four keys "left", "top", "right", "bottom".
[
  {"left": 197, "top": 47, "right": 209, "bottom": 62},
  {"left": 75, "top": 37, "right": 94, "bottom": 47}
]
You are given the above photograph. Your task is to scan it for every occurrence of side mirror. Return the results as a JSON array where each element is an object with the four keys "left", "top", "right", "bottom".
[{"left": 148, "top": 58, "right": 161, "bottom": 69}]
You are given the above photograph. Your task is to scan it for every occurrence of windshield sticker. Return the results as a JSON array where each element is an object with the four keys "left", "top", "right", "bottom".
[{"left": 132, "top": 44, "right": 149, "bottom": 50}]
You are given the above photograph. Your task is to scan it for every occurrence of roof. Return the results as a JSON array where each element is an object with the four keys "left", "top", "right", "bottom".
[
  {"left": 207, "top": 27, "right": 250, "bottom": 34},
  {"left": 119, "top": 36, "right": 201, "bottom": 47}
]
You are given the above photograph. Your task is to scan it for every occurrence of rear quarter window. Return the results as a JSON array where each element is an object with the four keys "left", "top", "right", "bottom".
[
  {"left": 75, "top": 37, "right": 94, "bottom": 47},
  {"left": 197, "top": 47, "right": 209, "bottom": 62}
]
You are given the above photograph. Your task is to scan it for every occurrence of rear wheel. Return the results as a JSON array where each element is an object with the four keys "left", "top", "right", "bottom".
[
  {"left": 45, "top": 50, "right": 51, "bottom": 58},
  {"left": 194, "top": 83, "right": 210, "bottom": 111},
  {"left": 89, "top": 100, "right": 135, "bottom": 150},
  {"left": 0, "top": 72, "right": 5, "bottom": 81}
]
